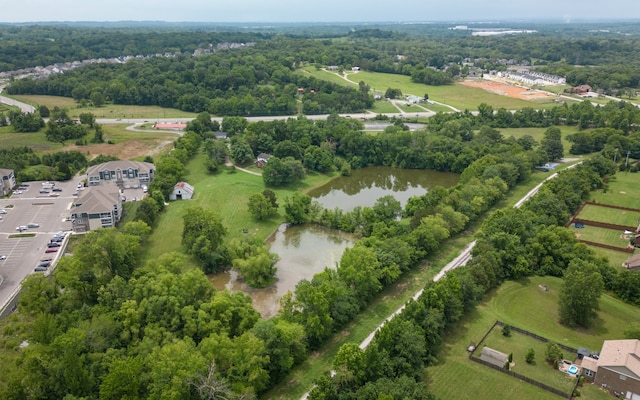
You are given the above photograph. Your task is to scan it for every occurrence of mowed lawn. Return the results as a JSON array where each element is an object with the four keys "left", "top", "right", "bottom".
[
  {"left": 299, "top": 66, "right": 559, "bottom": 111},
  {"left": 479, "top": 326, "right": 576, "bottom": 394},
  {"left": 9, "top": 94, "right": 196, "bottom": 119},
  {"left": 144, "top": 151, "right": 334, "bottom": 263},
  {"left": 427, "top": 276, "right": 640, "bottom": 400},
  {"left": 571, "top": 225, "right": 630, "bottom": 248},
  {"left": 497, "top": 126, "right": 579, "bottom": 158},
  {"left": 577, "top": 204, "right": 639, "bottom": 227},
  {"left": 591, "top": 172, "right": 640, "bottom": 209}
]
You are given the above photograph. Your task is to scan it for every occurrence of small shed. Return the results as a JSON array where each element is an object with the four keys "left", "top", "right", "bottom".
[
  {"left": 479, "top": 347, "right": 509, "bottom": 368},
  {"left": 256, "top": 153, "right": 272, "bottom": 168},
  {"left": 624, "top": 254, "right": 640, "bottom": 270},
  {"left": 169, "top": 182, "right": 194, "bottom": 200}
]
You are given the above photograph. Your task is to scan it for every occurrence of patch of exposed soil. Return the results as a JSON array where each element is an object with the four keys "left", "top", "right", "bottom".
[
  {"left": 64, "top": 139, "right": 172, "bottom": 160},
  {"left": 460, "top": 79, "right": 552, "bottom": 100}
]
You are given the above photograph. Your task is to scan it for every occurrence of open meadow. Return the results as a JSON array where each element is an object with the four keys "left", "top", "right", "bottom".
[
  {"left": 299, "top": 66, "right": 560, "bottom": 111},
  {"left": 143, "top": 151, "right": 334, "bottom": 263},
  {"left": 0, "top": 123, "right": 177, "bottom": 160},
  {"left": 8, "top": 94, "right": 196, "bottom": 119},
  {"left": 427, "top": 276, "right": 640, "bottom": 400}
]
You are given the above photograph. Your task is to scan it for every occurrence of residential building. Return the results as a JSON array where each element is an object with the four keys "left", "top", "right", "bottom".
[
  {"left": 624, "top": 254, "right": 640, "bottom": 270},
  {"left": 582, "top": 339, "right": 640, "bottom": 398},
  {"left": 70, "top": 186, "right": 122, "bottom": 232},
  {"left": 256, "top": 153, "right": 272, "bottom": 168},
  {"left": 86, "top": 160, "right": 155, "bottom": 190},
  {"left": 169, "top": 182, "right": 195, "bottom": 200},
  {"left": 0, "top": 168, "right": 16, "bottom": 196}
]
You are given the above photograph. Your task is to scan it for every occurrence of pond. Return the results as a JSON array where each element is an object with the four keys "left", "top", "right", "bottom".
[
  {"left": 209, "top": 223, "right": 356, "bottom": 318},
  {"left": 307, "top": 166, "right": 460, "bottom": 212},
  {"left": 210, "top": 166, "right": 458, "bottom": 318}
]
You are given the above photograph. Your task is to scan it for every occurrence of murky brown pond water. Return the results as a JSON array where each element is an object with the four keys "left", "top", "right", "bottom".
[
  {"left": 210, "top": 167, "right": 459, "bottom": 318},
  {"left": 209, "top": 223, "right": 356, "bottom": 318},
  {"left": 307, "top": 166, "right": 459, "bottom": 211}
]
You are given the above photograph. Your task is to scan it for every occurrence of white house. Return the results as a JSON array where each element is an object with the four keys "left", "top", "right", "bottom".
[{"left": 169, "top": 182, "right": 195, "bottom": 200}]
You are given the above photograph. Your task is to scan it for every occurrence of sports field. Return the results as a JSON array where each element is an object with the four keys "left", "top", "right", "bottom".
[{"left": 427, "top": 276, "right": 640, "bottom": 400}]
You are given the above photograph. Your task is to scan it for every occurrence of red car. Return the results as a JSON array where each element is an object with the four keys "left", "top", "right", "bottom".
[{"left": 44, "top": 248, "right": 58, "bottom": 253}]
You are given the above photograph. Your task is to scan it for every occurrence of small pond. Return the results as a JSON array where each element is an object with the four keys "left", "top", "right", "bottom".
[
  {"left": 308, "top": 166, "right": 459, "bottom": 212},
  {"left": 209, "top": 223, "right": 356, "bottom": 318}
]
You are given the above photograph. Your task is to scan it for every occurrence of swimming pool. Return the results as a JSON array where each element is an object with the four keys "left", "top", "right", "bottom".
[{"left": 567, "top": 365, "right": 579, "bottom": 375}]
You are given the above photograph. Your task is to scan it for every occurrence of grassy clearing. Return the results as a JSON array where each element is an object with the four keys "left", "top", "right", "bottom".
[
  {"left": 497, "top": 126, "right": 579, "bottom": 158},
  {"left": 8, "top": 95, "right": 196, "bottom": 119},
  {"left": 571, "top": 225, "right": 629, "bottom": 248},
  {"left": 143, "top": 152, "right": 334, "bottom": 264},
  {"left": 591, "top": 172, "right": 640, "bottom": 209},
  {"left": 298, "top": 67, "right": 558, "bottom": 111},
  {"left": 369, "top": 100, "right": 400, "bottom": 113},
  {"left": 577, "top": 204, "right": 639, "bottom": 227},
  {"left": 479, "top": 326, "right": 576, "bottom": 394},
  {"left": 591, "top": 246, "right": 636, "bottom": 269},
  {"left": 0, "top": 127, "right": 63, "bottom": 153},
  {"left": 428, "top": 276, "right": 640, "bottom": 400}
]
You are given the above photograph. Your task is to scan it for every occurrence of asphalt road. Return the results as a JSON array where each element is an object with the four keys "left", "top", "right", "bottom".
[{"left": 0, "top": 179, "right": 80, "bottom": 316}]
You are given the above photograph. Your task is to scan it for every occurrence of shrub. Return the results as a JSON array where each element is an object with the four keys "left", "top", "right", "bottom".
[{"left": 502, "top": 324, "right": 511, "bottom": 337}]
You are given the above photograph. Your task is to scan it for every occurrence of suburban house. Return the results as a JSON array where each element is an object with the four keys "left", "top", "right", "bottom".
[
  {"left": 86, "top": 160, "right": 155, "bottom": 190},
  {"left": 479, "top": 347, "right": 509, "bottom": 368},
  {"left": 256, "top": 153, "right": 272, "bottom": 168},
  {"left": 169, "top": 181, "right": 194, "bottom": 200},
  {"left": 623, "top": 254, "right": 640, "bottom": 270},
  {"left": 0, "top": 168, "right": 16, "bottom": 196},
  {"left": 581, "top": 339, "right": 640, "bottom": 399},
  {"left": 70, "top": 186, "right": 122, "bottom": 232}
]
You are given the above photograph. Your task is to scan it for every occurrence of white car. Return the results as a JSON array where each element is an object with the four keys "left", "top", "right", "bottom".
[
  {"left": 16, "top": 225, "right": 28, "bottom": 232},
  {"left": 0, "top": 209, "right": 7, "bottom": 214},
  {"left": 14, "top": 190, "right": 23, "bottom": 195},
  {"left": 0, "top": 255, "right": 6, "bottom": 261}
]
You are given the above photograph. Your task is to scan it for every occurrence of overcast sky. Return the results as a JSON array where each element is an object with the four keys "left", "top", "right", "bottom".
[{"left": 2, "top": 0, "right": 638, "bottom": 23}]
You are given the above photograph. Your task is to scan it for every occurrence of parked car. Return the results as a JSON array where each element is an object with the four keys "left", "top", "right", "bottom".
[
  {"left": 47, "top": 242, "right": 61, "bottom": 248},
  {"left": 39, "top": 189, "right": 50, "bottom": 194},
  {"left": 0, "top": 209, "right": 7, "bottom": 214},
  {"left": 14, "top": 190, "right": 23, "bottom": 195},
  {"left": 52, "top": 187, "right": 63, "bottom": 192},
  {"left": 0, "top": 255, "right": 6, "bottom": 261},
  {"left": 50, "top": 236, "right": 64, "bottom": 243},
  {"left": 44, "top": 248, "right": 58, "bottom": 253},
  {"left": 34, "top": 265, "right": 48, "bottom": 272},
  {"left": 27, "top": 223, "right": 40, "bottom": 228},
  {"left": 49, "top": 193, "right": 60, "bottom": 197},
  {"left": 16, "top": 226, "right": 28, "bottom": 231},
  {"left": 37, "top": 259, "right": 52, "bottom": 268}
]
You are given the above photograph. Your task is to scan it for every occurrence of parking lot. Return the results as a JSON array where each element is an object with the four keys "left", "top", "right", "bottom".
[{"left": 0, "top": 179, "right": 80, "bottom": 315}]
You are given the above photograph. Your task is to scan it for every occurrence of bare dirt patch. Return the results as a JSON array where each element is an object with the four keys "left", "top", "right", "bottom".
[
  {"left": 64, "top": 139, "right": 173, "bottom": 160},
  {"left": 460, "top": 79, "right": 552, "bottom": 100}
]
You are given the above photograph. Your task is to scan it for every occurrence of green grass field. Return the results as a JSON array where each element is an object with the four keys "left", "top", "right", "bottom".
[
  {"left": 577, "top": 204, "right": 639, "bottom": 228},
  {"left": 299, "top": 67, "right": 560, "bottom": 111},
  {"left": 497, "top": 126, "right": 579, "bottom": 158},
  {"left": 427, "top": 276, "right": 640, "bottom": 400},
  {"left": 591, "top": 247, "right": 636, "bottom": 269},
  {"left": 143, "top": 152, "right": 334, "bottom": 263},
  {"left": 9, "top": 95, "right": 196, "bottom": 119},
  {"left": 0, "top": 126, "right": 64, "bottom": 152},
  {"left": 591, "top": 172, "right": 640, "bottom": 209},
  {"left": 571, "top": 225, "right": 629, "bottom": 248},
  {"left": 478, "top": 326, "right": 576, "bottom": 394},
  {"left": 369, "top": 100, "right": 398, "bottom": 113}
]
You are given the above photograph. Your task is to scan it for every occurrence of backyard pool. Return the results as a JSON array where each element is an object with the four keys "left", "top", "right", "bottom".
[{"left": 567, "top": 365, "right": 579, "bottom": 375}]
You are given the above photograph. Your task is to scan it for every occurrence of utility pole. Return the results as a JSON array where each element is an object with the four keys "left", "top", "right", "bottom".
[
  {"left": 626, "top": 150, "right": 631, "bottom": 169},
  {"left": 614, "top": 147, "right": 619, "bottom": 163}
]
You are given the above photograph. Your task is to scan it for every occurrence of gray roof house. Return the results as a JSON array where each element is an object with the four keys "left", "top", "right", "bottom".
[
  {"left": 70, "top": 186, "right": 122, "bottom": 232},
  {"left": 86, "top": 160, "right": 155, "bottom": 190}
]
